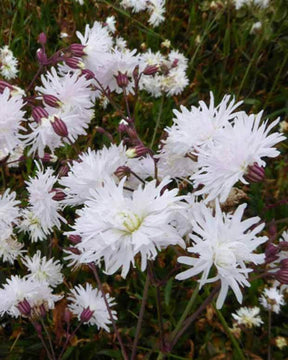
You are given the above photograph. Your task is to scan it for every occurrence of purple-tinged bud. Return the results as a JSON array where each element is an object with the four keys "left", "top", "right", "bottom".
[
  {"left": 279, "top": 242, "right": 288, "bottom": 251},
  {"left": 70, "top": 44, "right": 86, "bottom": 57},
  {"left": 51, "top": 188, "right": 66, "bottom": 201},
  {"left": 115, "top": 72, "right": 129, "bottom": 88},
  {"left": 64, "top": 309, "right": 73, "bottom": 324},
  {"left": 245, "top": 163, "right": 265, "bottom": 183},
  {"left": 280, "top": 258, "right": 288, "bottom": 269},
  {"left": 126, "top": 126, "right": 138, "bottom": 139},
  {"left": 115, "top": 166, "right": 131, "bottom": 179},
  {"left": 36, "top": 48, "right": 48, "bottom": 65},
  {"left": 81, "top": 69, "right": 95, "bottom": 80},
  {"left": 17, "top": 299, "right": 31, "bottom": 317},
  {"left": 0, "top": 80, "right": 13, "bottom": 94},
  {"left": 126, "top": 145, "right": 150, "bottom": 158},
  {"left": 171, "top": 59, "right": 179, "bottom": 68},
  {"left": 80, "top": 307, "right": 94, "bottom": 323},
  {"left": 65, "top": 57, "right": 85, "bottom": 70},
  {"left": 68, "top": 235, "right": 82, "bottom": 244},
  {"left": 133, "top": 65, "right": 140, "bottom": 81},
  {"left": 42, "top": 94, "right": 62, "bottom": 108},
  {"left": 118, "top": 119, "right": 129, "bottom": 133},
  {"left": 32, "top": 106, "right": 49, "bottom": 123},
  {"left": 143, "top": 64, "right": 159, "bottom": 75},
  {"left": 39, "top": 153, "right": 58, "bottom": 163},
  {"left": 66, "top": 247, "right": 81, "bottom": 255},
  {"left": 58, "top": 164, "right": 70, "bottom": 177},
  {"left": 51, "top": 117, "right": 68, "bottom": 137},
  {"left": 265, "top": 243, "right": 279, "bottom": 263},
  {"left": 38, "top": 32, "right": 47, "bottom": 45},
  {"left": 38, "top": 304, "right": 47, "bottom": 317},
  {"left": 275, "top": 269, "right": 288, "bottom": 284}
]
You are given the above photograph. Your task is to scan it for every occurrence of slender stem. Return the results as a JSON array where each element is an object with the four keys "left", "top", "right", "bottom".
[
  {"left": 267, "top": 309, "right": 272, "bottom": 360},
  {"left": 58, "top": 322, "right": 82, "bottom": 360},
  {"left": 31, "top": 321, "right": 54, "bottom": 360},
  {"left": 39, "top": 317, "right": 56, "bottom": 360},
  {"left": 131, "top": 273, "right": 150, "bottom": 360},
  {"left": 89, "top": 263, "right": 129, "bottom": 360},
  {"left": 214, "top": 306, "right": 246, "bottom": 360},
  {"left": 170, "top": 283, "right": 200, "bottom": 341},
  {"left": 27, "top": 65, "right": 44, "bottom": 92},
  {"left": 150, "top": 95, "right": 164, "bottom": 148},
  {"left": 169, "top": 285, "right": 220, "bottom": 350},
  {"left": 123, "top": 88, "right": 132, "bottom": 119}
]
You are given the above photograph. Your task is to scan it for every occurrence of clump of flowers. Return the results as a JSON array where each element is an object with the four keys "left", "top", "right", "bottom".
[{"left": 0, "top": 46, "right": 19, "bottom": 80}]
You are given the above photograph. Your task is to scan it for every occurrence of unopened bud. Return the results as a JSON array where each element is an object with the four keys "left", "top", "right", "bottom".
[
  {"left": 265, "top": 243, "right": 279, "bottom": 263},
  {"left": 66, "top": 247, "right": 81, "bottom": 255},
  {"left": 36, "top": 48, "right": 48, "bottom": 65},
  {"left": 38, "top": 32, "right": 47, "bottom": 45},
  {"left": 32, "top": 106, "right": 49, "bottom": 123},
  {"left": 42, "top": 94, "right": 62, "bottom": 108},
  {"left": 81, "top": 69, "right": 95, "bottom": 80},
  {"left": 115, "top": 72, "right": 129, "bottom": 88},
  {"left": 38, "top": 304, "right": 47, "bottom": 317},
  {"left": 80, "top": 307, "right": 94, "bottom": 323},
  {"left": 280, "top": 258, "right": 288, "bottom": 269},
  {"left": 51, "top": 117, "right": 68, "bottom": 137},
  {"left": 68, "top": 235, "right": 82, "bottom": 244},
  {"left": 115, "top": 166, "right": 131, "bottom": 179},
  {"left": 279, "top": 242, "right": 288, "bottom": 251},
  {"left": 275, "top": 269, "right": 288, "bottom": 284},
  {"left": 17, "top": 299, "right": 31, "bottom": 317},
  {"left": 143, "top": 64, "right": 159, "bottom": 76},
  {"left": 171, "top": 59, "right": 179, "bottom": 68},
  {"left": 51, "top": 188, "right": 66, "bottom": 201},
  {"left": 133, "top": 65, "right": 139, "bottom": 81},
  {"left": 58, "top": 164, "right": 70, "bottom": 177},
  {"left": 70, "top": 44, "right": 86, "bottom": 57},
  {"left": 65, "top": 57, "right": 85, "bottom": 70},
  {"left": 245, "top": 163, "right": 265, "bottom": 183},
  {"left": 39, "top": 153, "right": 58, "bottom": 163},
  {"left": 127, "top": 145, "right": 150, "bottom": 158}
]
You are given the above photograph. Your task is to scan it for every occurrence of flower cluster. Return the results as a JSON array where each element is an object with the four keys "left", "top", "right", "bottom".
[{"left": 0, "top": 46, "right": 18, "bottom": 80}]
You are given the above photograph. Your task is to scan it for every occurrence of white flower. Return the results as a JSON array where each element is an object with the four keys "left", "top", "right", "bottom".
[
  {"left": 176, "top": 201, "right": 267, "bottom": 309},
  {"left": 147, "top": 0, "right": 166, "bottom": 27},
  {"left": 20, "top": 163, "right": 66, "bottom": 241},
  {"left": 0, "top": 46, "right": 18, "bottom": 80},
  {"left": 0, "top": 87, "right": 25, "bottom": 153},
  {"left": 0, "top": 276, "right": 62, "bottom": 318},
  {"left": 60, "top": 144, "right": 128, "bottom": 206},
  {"left": 105, "top": 16, "right": 116, "bottom": 34},
  {"left": 157, "top": 93, "right": 242, "bottom": 178},
  {"left": 18, "top": 209, "right": 49, "bottom": 242},
  {"left": 259, "top": 287, "right": 285, "bottom": 314},
  {"left": 68, "top": 283, "right": 117, "bottom": 331},
  {"left": 120, "top": 0, "right": 147, "bottom": 12},
  {"left": 0, "top": 188, "right": 20, "bottom": 232},
  {"left": 66, "top": 177, "right": 185, "bottom": 277},
  {"left": 233, "top": 0, "right": 269, "bottom": 9},
  {"left": 232, "top": 306, "right": 263, "bottom": 328},
  {"left": 0, "top": 228, "right": 24, "bottom": 264},
  {"left": 192, "top": 112, "right": 285, "bottom": 203},
  {"left": 250, "top": 21, "right": 262, "bottom": 34},
  {"left": 22, "top": 250, "right": 63, "bottom": 288}
]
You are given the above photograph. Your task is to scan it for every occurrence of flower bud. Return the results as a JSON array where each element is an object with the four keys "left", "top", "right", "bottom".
[
  {"left": 39, "top": 153, "right": 58, "bottom": 163},
  {"left": 51, "top": 188, "right": 66, "bottom": 201},
  {"left": 171, "top": 59, "right": 179, "bottom": 68},
  {"left": 81, "top": 69, "right": 95, "bottom": 80},
  {"left": 51, "top": 117, "right": 68, "bottom": 137},
  {"left": 70, "top": 44, "right": 86, "bottom": 57},
  {"left": 65, "top": 57, "right": 85, "bottom": 70},
  {"left": 115, "top": 165, "right": 131, "bottom": 179},
  {"left": 275, "top": 269, "right": 288, "bottom": 284},
  {"left": 42, "top": 94, "right": 62, "bottom": 108},
  {"left": 80, "top": 307, "right": 94, "bottom": 323},
  {"left": 265, "top": 243, "right": 279, "bottom": 263},
  {"left": 36, "top": 48, "right": 48, "bottom": 65},
  {"left": 245, "top": 163, "right": 265, "bottom": 183},
  {"left": 66, "top": 247, "right": 81, "bottom": 255},
  {"left": 38, "top": 32, "right": 47, "bottom": 45},
  {"left": 143, "top": 64, "right": 159, "bottom": 76},
  {"left": 38, "top": 304, "right": 47, "bottom": 317},
  {"left": 279, "top": 242, "right": 288, "bottom": 251},
  {"left": 115, "top": 72, "right": 129, "bottom": 88},
  {"left": 32, "top": 106, "right": 49, "bottom": 123},
  {"left": 68, "top": 235, "right": 82, "bottom": 244},
  {"left": 58, "top": 164, "right": 70, "bottom": 177},
  {"left": 280, "top": 258, "right": 288, "bottom": 269},
  {"left": 126, "top": 145, "right": 150, "bottom": 158},
  {"left": 17, "top": 299, "right": 31, "bottom": 317},
  {"left": 133, "top": 65, "right": 139, "bottom": 81}
]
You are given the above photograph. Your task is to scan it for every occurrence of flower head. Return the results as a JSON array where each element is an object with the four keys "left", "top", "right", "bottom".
[
  {"left": 68, "top": 283, "right": 117, "bottom": 331},
  {"left": 232, "top": 306, "right": 263, "bottom": 328},
  {"left": 259, "top": 287, "right": 285, "bottom": 314}
]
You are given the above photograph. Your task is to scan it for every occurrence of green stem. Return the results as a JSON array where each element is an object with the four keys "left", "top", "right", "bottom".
[
  {"left": 214, "top": 306, "right": 246, "bottom": 360},
  {"left": 170, "top": 283, "right": 200, "bottom": 340},
  {"left": 150, "top": 95, "right": 164, "bottom": 148}
]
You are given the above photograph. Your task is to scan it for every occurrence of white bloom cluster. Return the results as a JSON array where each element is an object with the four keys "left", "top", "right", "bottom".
[
  {"left": 233, "top": 0, "right": 269, "bottom": 9},
  {"left": 0, "top": 46, "right": 18, "bottom": 80},
  {"left": 66, "top": 178, "right": 185, "bottom": 277},
  {"left": 0, "top": 275, "right": 62, "bottom": 318},
  {"left": 232, "top": 306, "right": 263, "bottom": 328},
  {"left": 259, "top": 287, "right": 285, "bottom": 314},
  {"left": 19, "top": 163, "right": 66, "bottom": 242},
  {"left": 68, "top": 283, "right": 117, "bottom": 331},
  {"left": 120, "top": 0, "right": 165, "bottom": 27},
  {"left": 158, "top": 93, "right": 285, "bottom": 202},
  {"left": 139, "top": 49, "right": 189, "bottom": 97},
  {"left": 22, "top": 67, "right": 94, "bottom": 157},
  {"left": 176, "top": 201, "right": 267, "bottom": 308}
]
